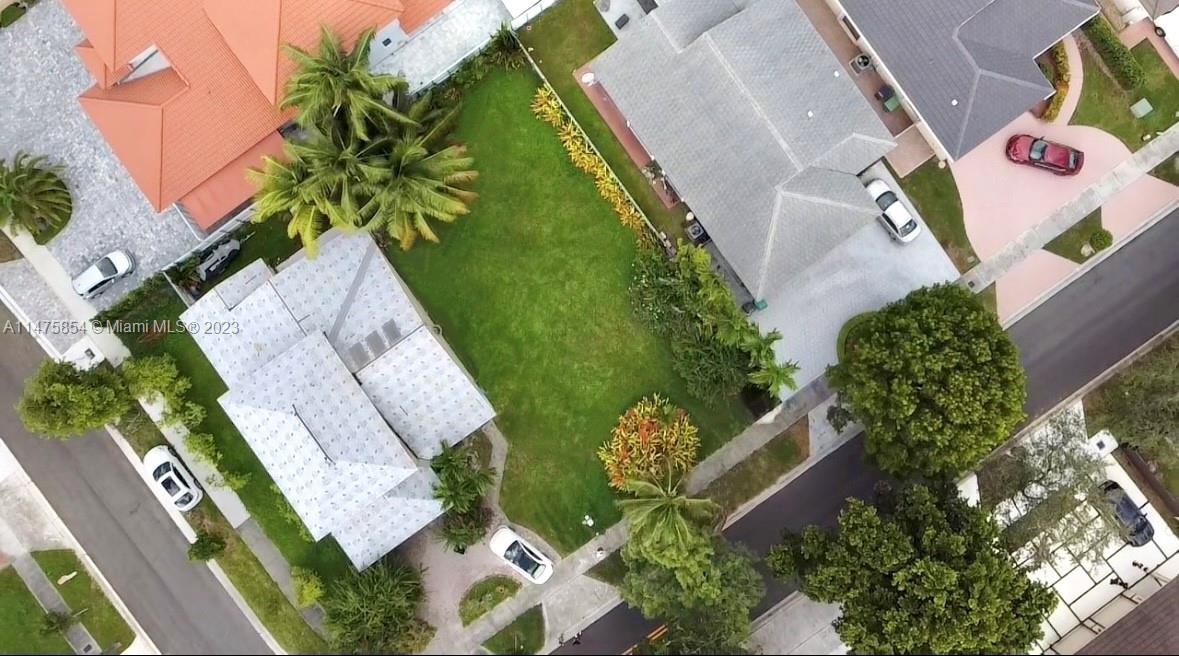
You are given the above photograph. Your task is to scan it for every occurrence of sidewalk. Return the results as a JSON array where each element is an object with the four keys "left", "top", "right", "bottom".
[
  {"left": 0, "top": 437, "right": 155, "bottom": 654},
  {"left": 960, "top": 122, "right": 1179, "bottom": 292}
]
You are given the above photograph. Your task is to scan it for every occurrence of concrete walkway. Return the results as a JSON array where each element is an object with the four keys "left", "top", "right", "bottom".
[
  {"left": 959, "top": 122, "right": 1179, "bottom": 297},
  {"left": 749, "top": 593, "right": 845, "bottom": 655}
]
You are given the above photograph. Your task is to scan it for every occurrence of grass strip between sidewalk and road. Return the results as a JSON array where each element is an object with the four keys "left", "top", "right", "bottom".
[{"left": 31, "top": 549, "right": 134, "bottom": 651}]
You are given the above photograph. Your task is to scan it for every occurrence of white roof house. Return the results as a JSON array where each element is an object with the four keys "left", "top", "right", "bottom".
[{"left": 181, "top": 230, "right": 495, "bottom": 569}]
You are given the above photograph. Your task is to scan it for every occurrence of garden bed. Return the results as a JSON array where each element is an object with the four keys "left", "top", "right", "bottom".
[
  {"left": 518, "top": 0, "right": 689, "bottom": 240},
  {"left": 386, "top": 69, "right": 750, "bottom": 553},
  {"left": 459, "top": 575, "right": 520, "bottom": 625}
]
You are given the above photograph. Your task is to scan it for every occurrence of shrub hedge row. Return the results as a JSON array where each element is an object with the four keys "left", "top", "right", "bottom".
[{"left": 1083, "top": 16, "right": 1144, "bottom": 90}]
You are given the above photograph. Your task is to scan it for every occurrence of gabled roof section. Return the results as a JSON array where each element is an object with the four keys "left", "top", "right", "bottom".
[
  {"left": 203, "top": 0, "right": 403, "bottom": 105},
  {"left": 593, "top": 0, "right": 893, "bottom": 298},
  {"left": 75, "top": 41, "right": 117, "bottom": 89},
  {"left": 841, "top": 0, "right": 1097, "bottom": 159},
  {"left": 62, "top": 0, "right": 117, "bottom": 66}
]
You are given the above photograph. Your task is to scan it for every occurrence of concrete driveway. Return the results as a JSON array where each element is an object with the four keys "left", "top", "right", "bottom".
[
  {"left": 951, "top": 112, "right": 1179, "bottom": 320},
  {"left": 755, "top": 161, "right": 959, "bottom": 388}
]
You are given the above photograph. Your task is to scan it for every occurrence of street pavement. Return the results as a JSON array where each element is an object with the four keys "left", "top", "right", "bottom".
[
  {"left": 0, "top": 304, "right": 271, "bottom": 654},
  {"left": 556, "top": 207, "right": 1179, "bottom": 654}
]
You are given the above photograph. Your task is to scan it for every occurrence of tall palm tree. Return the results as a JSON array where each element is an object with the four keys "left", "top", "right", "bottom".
[
  {"left": 282, "top": 27, "right": 414, "bottom": 144},
  {"left": 369, "top": 138, "right": 478, "bottom": 250},
  {"left": 619, "top": 476, "right": 719, "bottom": 571},
  {"left": 0, "top": 152, "right": 72, "bottom": 241}
]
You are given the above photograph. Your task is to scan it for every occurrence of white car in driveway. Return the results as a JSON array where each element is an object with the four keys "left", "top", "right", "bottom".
[
  {"left": 489, "top": 527, "right": 554, "bottom": 584},
  {"left": 143, "top": 445, "right": 203, "bottom": 512},
  {"left": 865, "top": 178, "right": 922, "bottom": 244},
  {"left": 72, "top": 250, "right": 135, "bottom": 299}
]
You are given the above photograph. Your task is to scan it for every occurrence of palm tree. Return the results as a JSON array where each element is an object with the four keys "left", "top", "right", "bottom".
[
  {"left": 618, "top": 476, "right": 719, "bottom": 571},
  {"left": 369, "top": 138, "right": 478, "bottom": 250},
  {"left": 282, "top": 27, "right": 414, "bottom": 144},
  {"left": 0, "top": 152, "right": 72, "bottom": 241}
]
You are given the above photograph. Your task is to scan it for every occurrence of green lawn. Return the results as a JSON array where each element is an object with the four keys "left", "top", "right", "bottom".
[
  {"left": 518, "top": 0, "right": 689, "bottom": 240},
  {"left": 893, "top": 160, "right": 976, "bottom": 273},
  {"left": 483, "top": 605, "right": 545, "bottom": 655},
  {"left": 0, "top": 231, "right": 19, "bottom": 263},
  {"left": 586, "top": 551, "right": 627, "bottom": 587},
  {"left": 0, "top": 567, "right": 72, "bottom": 654},
  {"left": 387, "top": 69, "right": 750, "bottom": 553},
  {"left": 32, "top": 550, "right": 133, "bottom": 652},
  {"left": 1151, "top": 153, "right": 1179, "bottom": 186},
  {"left": 1044, "top": 209, "right": 1103, "bottom": 264},
  {"left": 702, "top": 419, "right": 808, "bottom": 517},
  {"left": 1072, "top": 43, "right": 1179, "bottom": 150},
  {"left": 112, "top": 283, "right": 352, "bottom": 583},
  {"left": 113, "top": 405, "right": 328, "bottom": 653},
  {"left": 459, "top": 575, "right": 520, "bottom": 626}
]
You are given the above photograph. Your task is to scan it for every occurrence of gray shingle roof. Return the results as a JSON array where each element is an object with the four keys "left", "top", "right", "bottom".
[
  {"left": 181, "top": 230, "right": 494, "bottom": 569},
  {"left": 593, "top": 0, "right": 894, "bottom": 298},
  {"left": 841, "top": 0, "right": 1097, "bottom": 159}
]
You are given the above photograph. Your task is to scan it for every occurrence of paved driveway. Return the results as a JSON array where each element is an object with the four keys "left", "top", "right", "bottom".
[
  {"left": 754, "top": 161, "right": 958, "bottom": 388},
  {"left": 951, "top": 112, "right": 1178, "bottom": 320}
]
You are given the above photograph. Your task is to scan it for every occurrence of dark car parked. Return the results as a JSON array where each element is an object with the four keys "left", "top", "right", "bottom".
[
  {"left": 1006, "top": 134, "right": 1084, "bottom": 176},
  {"left": 1100, "top": 480, "right": 1155, "bottom": 547}
]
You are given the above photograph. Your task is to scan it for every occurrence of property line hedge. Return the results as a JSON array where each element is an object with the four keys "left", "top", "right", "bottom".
[{"left": 1083, "top": 16, "right": 1144, "bottom": 89}]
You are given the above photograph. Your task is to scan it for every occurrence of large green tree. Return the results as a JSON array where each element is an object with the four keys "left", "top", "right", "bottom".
[
  {"left": 255, "top": 29, "right": 477, "bottom": 253},
  {"left": 18, "top": 361, "right": 129, "bottom": 439},
  {"left": 282, "top": 27, "right": 412, "bottom": 145},
  {"left": 622, "top": 541, "right": 763, "bottom": 655},
  {"left": 979, "top": 409, "right": 1121, "bottom": 567},
  {"left": 829, "top": 284, "right": 1026, "bottom": 477},
  {"left": 0, "top": 152, "right": 72, "bottom": 241},
  {"left": 769, "top": 482, "right": 1055, "bottom": 654},
  {"left": 1086, "top": 334, "right": 1177, "bottom": 470},
  {"left": 322, "top": 561, "right": 434, "bottom": 654}
]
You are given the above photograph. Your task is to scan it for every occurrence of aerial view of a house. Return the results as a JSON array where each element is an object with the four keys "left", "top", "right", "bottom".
[{"left": 0, "top": 0, "right": 1176, "bottom": 654}]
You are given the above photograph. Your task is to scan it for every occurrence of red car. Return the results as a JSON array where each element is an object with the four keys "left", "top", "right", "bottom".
[{"left": 1006, "top": 134, "right": 1084, "bottom": 175}]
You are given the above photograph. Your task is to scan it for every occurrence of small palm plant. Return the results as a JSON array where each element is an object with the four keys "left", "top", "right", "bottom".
[
  {"left": 282, "top": 27, "right": 414, "bottom": 145},
  {"left": 0, "top": 152, "right": 73, "bottom": 242}
]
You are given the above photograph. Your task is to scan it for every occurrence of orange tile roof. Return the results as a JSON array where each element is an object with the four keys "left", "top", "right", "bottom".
[{"left": 62, "top": 0, "right": 452, "bottom": 218}]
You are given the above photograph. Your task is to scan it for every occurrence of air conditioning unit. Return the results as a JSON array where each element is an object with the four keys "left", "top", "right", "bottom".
[{"left": 850, "top": 53, "right": 873, "bottom": 74}]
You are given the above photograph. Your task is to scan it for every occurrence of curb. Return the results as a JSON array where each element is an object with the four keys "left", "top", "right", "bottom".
[
  {"left": 103, "top": 424, "right": 287, "bottom": 654},
  {"left": 1, "top": 439, "right": 161, "bottom": 655},
  {"left": 1002, "top": 201, "right": 1178, "bottom": 328}
]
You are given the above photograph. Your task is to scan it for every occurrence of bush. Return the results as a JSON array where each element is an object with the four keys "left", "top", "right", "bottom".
[
  {"left": 18, "top": 361, "right": 130, "bottom": 439},
  {"left": 1041, "top": 43, "right": 1071, "bottom": 122},
  {"left": 292, "top": 567, "right": 325, "bottom": 608},
  {"left": 438, "top": 506, "right": 491, "bottom": 553},
  {"left": 188, "top": 529, "right": 227, "bottom": 561},
  {"left": 40, "top": 611, "right": 72, "bottom": 636},
  {"left": 184, "top": 432, "right": 222, "bottom": 466},
  {"left": 1089, "top": 228, "right": 1113, "bottom": 251},
  {"left": 0, "top": 4, "right": 27, "bottom": 28},
  {"left": 323, "top": 561, "right": 433, "bottom": 654},
  {"left": 1083, "top": 17, "right": 1145, "bottom": 89},
  {"left": 598, "top": 395, "right": 701, "bottom": 489},
  {"left": 430, "top": 443, "right": 495, "bottom": 516}
]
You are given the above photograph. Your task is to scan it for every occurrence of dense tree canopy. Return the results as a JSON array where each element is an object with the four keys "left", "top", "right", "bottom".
[
  {"left": 769, "top": 482, "right": 1055, "bottom": 654},
  {"left": 18, "top": 361, "right": 129, "bottom": 439},
  {"left": 622, "top": 541, "right": 763, "bottom": 655},
  {"left": 829, "top": 284, "right": 1026, "bottom": 477},
  {"left": 1087, "top": 335, "right": 1177, "bottom": 470}
]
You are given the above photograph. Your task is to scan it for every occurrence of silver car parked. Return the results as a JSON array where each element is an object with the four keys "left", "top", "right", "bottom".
[{"left": 72, "top": 250, "right": 135, "bottom": 299}]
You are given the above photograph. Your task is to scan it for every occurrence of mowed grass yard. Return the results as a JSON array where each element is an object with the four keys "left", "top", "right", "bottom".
[
  {"left": 1072, "top": 42, "right": 1179, "bottom": 149},
  {"left": 0, "top": 567, "right": 71, "bottom": 654},
  {"left": 388, "top": 69, "right": 750, "bottom": 552}
]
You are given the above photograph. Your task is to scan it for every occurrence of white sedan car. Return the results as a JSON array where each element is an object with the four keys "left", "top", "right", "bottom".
[
  {"left": 489, "top": 527, "right": 554, "bottom": 584},
  {"left": 71, "top": 250, "right": 135, "bottom": 299},
  {"left": 865, "top": 178, "right": 922, "bottom": 244},
  {"left": 143, "top": 446, "right": 203, "bottom": 512},
  {"left": 1155, "top": 9, "right": 1179, "bottom": 56}
]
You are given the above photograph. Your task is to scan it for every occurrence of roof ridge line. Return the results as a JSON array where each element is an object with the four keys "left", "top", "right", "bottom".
[
  {"left": 774, "top": 174, "right": 877, "bottom": 214},
  {"left": 702, "top": 34, "right": 803, "bottom": 172}
]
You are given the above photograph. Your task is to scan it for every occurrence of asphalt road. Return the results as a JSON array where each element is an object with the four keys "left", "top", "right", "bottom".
[
  {"left": 556, "top": 207, "right": 1179, "bottom": 654},
  {"left": 0, "top": 305, "right": 271, "bottom": 654}
]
